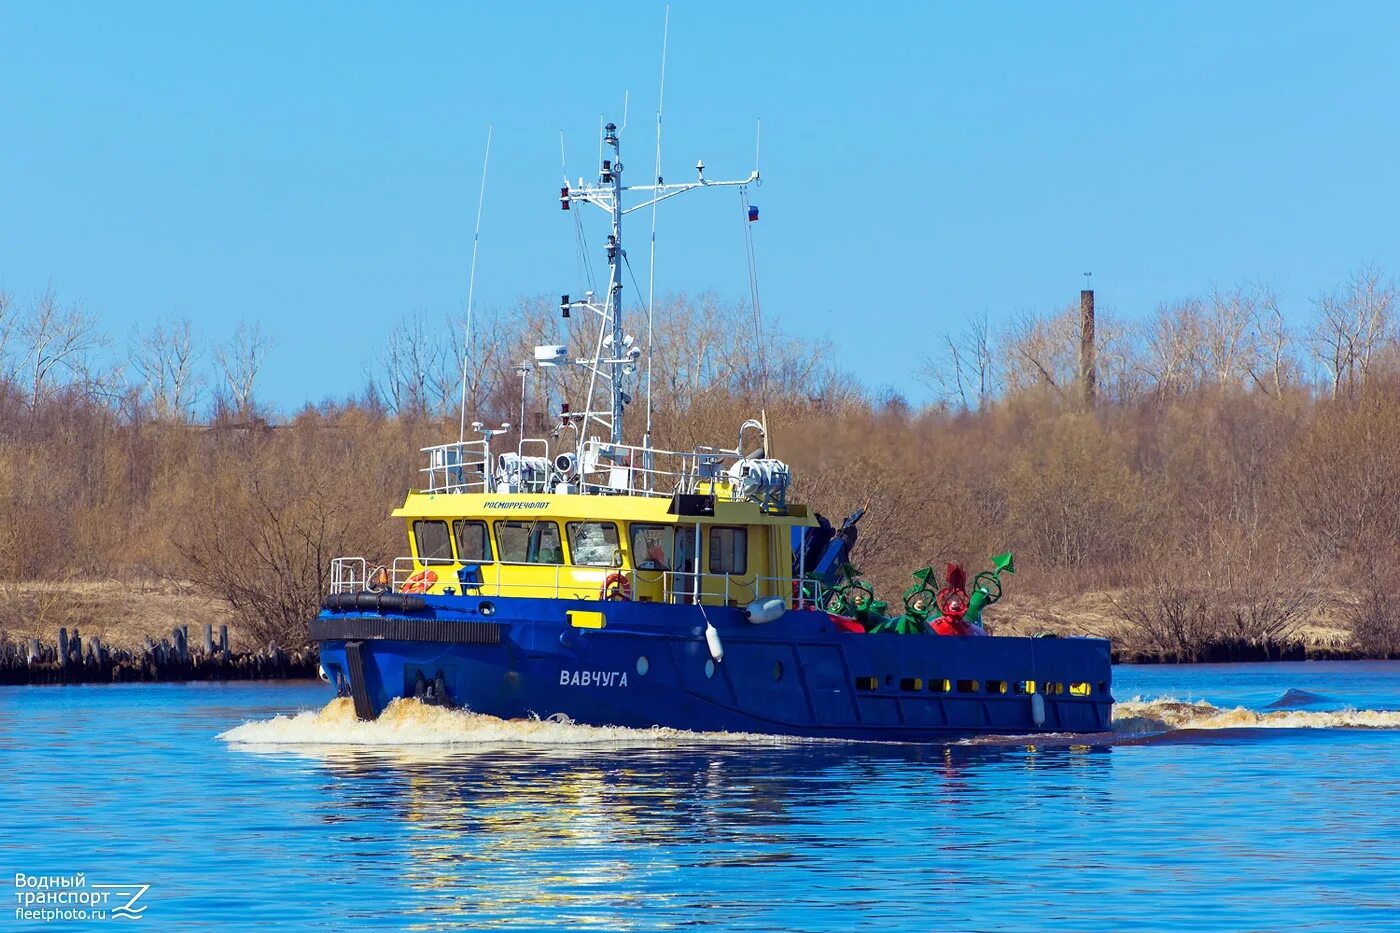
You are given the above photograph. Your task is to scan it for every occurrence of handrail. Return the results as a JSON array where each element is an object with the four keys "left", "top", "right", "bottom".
[
  {"left": 411, "top": 431, "right": 790, "bottom": 508},
  {"left": 327, "top": 555, "right": 823, "bottom": 609},
  {"left": 421, "top": 441, "right": 491, "bottom": 493}
]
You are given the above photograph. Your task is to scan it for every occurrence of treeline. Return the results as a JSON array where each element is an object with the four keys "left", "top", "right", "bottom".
[{"left": 0, "top": 273, "right": 1397, "bottom": 660}]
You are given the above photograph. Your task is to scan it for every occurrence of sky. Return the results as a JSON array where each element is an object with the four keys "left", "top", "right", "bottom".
[{"left": 3, "top": 1, "right": 1399, "bottom": 408}]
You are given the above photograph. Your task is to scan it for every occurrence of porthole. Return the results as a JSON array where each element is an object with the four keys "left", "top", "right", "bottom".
[
  {"left": 705, "top": 659, "right": 716, "bottom": 679},
  {"left": 773, "top": 661, "right": 784, "bottom": 681},
  {"left": 636, "top": 656, "right": 650, "bottom": 676}
]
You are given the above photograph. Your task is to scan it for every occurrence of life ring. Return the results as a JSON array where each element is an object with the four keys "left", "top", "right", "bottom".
[
  {"left": 601, "top": 572, "right": 631, "bottom": 601},
  {"left": 402, "top": 569, "right": 438, "bottom": 594}
]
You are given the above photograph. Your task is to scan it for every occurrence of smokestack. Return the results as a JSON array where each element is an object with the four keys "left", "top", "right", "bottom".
[{"left": 1079, "top": 288, "right": 1097, "bottom": 410}]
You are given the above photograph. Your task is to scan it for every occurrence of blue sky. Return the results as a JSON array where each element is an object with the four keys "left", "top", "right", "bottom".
[{"left": 3, "top": 1, "right": 1398, "bottom": 407}]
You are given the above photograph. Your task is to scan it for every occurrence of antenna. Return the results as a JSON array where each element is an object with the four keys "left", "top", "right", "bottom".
[
  {"left": 644, "top": 5, "right": 670, "bottom": 471},
  {"left": 558, "top": 10, "right": 758, "bottom": 459},
  {"left": 457, "top": 124, "right": 493, "bottom": 444},
  {"left": 515, "top": 362, "right": 530, "bottom": 457},
  {"left": 741, "top": 184, "right": 768, "bottom": 398}
]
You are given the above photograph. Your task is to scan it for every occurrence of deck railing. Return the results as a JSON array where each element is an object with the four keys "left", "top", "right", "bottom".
[
  {"left": 412, "top": 422, "right": 789, "bottom": 512},
  {"left": 420, "top": 441, "right": 491, "bottom": 494},
  {"left": 328, "top": 556, "right": 824, "bottom": 610}
]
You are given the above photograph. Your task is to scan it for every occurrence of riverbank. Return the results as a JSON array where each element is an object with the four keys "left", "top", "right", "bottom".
[
  {"left": 0, "top": 578, "right": 1386, "bottom": 687},
  {"left": 990, "top": 591, "right": 1372, "bottom": 663},
  {"left": 0, "top": 579, "right": 314, "bottom": 685}
]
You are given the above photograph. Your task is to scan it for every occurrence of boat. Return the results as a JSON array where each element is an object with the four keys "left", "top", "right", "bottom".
[{"left": 310, "top": 117, "right": 1113, "bottom": 740}]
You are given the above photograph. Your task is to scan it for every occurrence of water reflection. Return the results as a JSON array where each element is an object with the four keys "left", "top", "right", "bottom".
[{"left": 237, "top": 740, "right": 1114, "bottom": 929}]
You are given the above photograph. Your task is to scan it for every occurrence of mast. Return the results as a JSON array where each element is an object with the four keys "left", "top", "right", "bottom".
[
  {"left": 604, "top": 122, "right": 625, "bottom": 445},
  {"left": 561, "top": 120, "right": 757, "bottom": 452}
]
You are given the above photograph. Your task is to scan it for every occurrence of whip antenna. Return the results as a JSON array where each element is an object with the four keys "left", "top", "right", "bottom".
[
  {"left": 644, "top": 4, "right": 670, "bottom": 461},
  {"left": 740, "top": 177, "right": 767, "bottom": 398},
  {"left": 458, "top": 124, "right": 493, "bottom": 443}
]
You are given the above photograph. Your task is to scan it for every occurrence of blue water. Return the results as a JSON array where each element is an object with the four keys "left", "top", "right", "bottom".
[{"left": 3, "top": 662, "right": 1399, "bottom": 931}]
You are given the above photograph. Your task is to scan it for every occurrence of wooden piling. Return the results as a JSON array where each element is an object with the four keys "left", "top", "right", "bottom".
[{"left": 1, "top": 627, "right": 317, "bottom": 685}]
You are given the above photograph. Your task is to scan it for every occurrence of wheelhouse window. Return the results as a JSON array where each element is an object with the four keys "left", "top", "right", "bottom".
[
  {"left": 567, "top": 521, "right": 621, "bottom": 567},
  {"left": 453, "top": 520, "right": 492, "bottom": 562},
  {"left": 413, "top": 520, "right": 454, "bottom": 564},
  {"left": 630, "top": 524, "right": 697, "bottom": 573},
  {"left": 708, "top": 526, "right": 748, "bottom": 575},
  {"left": 494, "top": 520, "right": 565, "bottom": 565}
]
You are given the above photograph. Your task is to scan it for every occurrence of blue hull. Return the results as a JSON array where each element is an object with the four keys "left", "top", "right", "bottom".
[{"left": 312, "top": 594, "right": 1113, "bottom": 741}]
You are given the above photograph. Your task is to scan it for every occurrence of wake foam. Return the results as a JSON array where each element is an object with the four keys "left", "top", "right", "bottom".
[
  {"left": 219, "top": 693, "right": 1400, "bottom": 751},
  {"left": 219, "top": 697, "right": 796, "bottom": 748},
  {"left": 1112, "top": 698, "right": 1400, "bottom": 734}
]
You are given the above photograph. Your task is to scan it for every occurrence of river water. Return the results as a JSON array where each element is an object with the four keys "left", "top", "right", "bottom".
[{"left": 3, "top": 661, "right": 1398, "bottom": 931}]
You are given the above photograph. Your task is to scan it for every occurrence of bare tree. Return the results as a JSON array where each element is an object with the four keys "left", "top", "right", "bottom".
[
  {"left": 371, "top": 312, "right": 459, "bottom": 417},
  {"left": 131, "top": 317, "right": 201, "bottom": 420},
  {"left": 1309, "top": 265, "right": 1398, "bottom": 399},
  {"left": 1002, "top": 306, "right": 1078, "bottom": 397},
  {"left": 1140, "top": 298, "right": 1205, "bottom": 396},
  {"left": 922, "top": 311, "right": 999, "bottom": 411},
  {"left": 183, "top": 478, "right": 354, "bottom": 647},
  {"left": 1247, "top": 286, "right": 1296, "bottom": 398},
  {"left": 214, "top": 322, "right": 271, "bottom": 419},
  {"left": 0, "top": 289, "right": 15, "bottom": 382},
  {"left": 16, "top": 286, "right": 107, "bottom": 410},
  {"left": 1201, "top": 285, "right": 1264, "bottom": 389}
]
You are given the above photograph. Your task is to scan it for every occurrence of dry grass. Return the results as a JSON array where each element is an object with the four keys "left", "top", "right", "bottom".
[
  {"left": 0, "top": 578, "right": 236, "bottom": 652},
  {"left": 978, "top": 590, "right": 1352, "bottom": 655}
]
